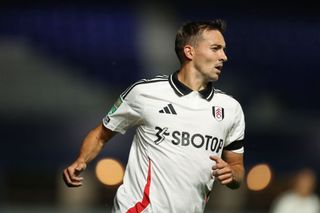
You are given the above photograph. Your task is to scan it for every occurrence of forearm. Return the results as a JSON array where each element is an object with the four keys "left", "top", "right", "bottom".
[
  {"left": 77, "top": 124, "right": 115, "bottom": 164},
  {"left": 63, "top": 124, "right": 116, "bottom": 187}
]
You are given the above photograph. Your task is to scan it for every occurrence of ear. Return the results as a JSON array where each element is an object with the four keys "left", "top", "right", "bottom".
[{"left": 183, "top": 45, "right": 194, "bottom": 60}]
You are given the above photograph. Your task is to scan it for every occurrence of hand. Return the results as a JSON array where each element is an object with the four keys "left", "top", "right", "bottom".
[
  {"left": 210, "top": 155, "right": 234, "bottom": 185},
  {"left": 63, "top": 160, "right": 87, "bottom": 187}
]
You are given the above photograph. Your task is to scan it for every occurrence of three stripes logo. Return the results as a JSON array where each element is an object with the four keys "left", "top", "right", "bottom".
[{"left": 159, "top": 103, "right": 177, "bottom": 115}]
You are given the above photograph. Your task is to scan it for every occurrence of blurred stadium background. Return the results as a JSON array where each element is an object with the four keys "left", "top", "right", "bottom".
[{"left": 1, "top": 1, "right": 319, "bottom": 212}]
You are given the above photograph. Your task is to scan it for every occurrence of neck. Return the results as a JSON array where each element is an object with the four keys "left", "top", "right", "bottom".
[{"left": 177, "top": 66, "right": 208, "bottom": 91}]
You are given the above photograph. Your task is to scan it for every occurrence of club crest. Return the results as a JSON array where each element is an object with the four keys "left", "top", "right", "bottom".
[{"left": 212, "top": 106, "right": 224, "bottom": 121}]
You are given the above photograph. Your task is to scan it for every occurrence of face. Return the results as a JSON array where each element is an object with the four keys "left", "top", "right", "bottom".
[
  {"left": 190, "top": 29, "right": 227, "bottom": 82},
  {"left": 295, "top": 170, "right": 316, "bottom": 196}
]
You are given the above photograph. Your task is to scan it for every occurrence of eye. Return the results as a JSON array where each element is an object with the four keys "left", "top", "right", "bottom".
[
  {"left": 211, "top": 46, "right": 227, "bottom": 54},
  {"left": 211, "top": 47, "right": 220, "bottom": 52}
]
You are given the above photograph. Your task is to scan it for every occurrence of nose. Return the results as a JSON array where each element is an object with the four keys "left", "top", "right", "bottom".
[{"left": 220, "top": 50, "right": 228, "bottom": 62}]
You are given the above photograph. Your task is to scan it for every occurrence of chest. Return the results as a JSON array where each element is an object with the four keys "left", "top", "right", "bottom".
[{"left": 140, "top": 92, "right": 233, "bottom": 137}]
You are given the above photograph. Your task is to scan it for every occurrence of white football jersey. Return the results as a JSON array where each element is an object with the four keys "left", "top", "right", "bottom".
[{"left": 103, "top": 72, "right": 245, "bottom": 213}]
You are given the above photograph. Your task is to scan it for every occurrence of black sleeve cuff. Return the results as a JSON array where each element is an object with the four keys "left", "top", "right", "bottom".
[{"left": 224, "top": 140, "right": 244, "bottom": 151}]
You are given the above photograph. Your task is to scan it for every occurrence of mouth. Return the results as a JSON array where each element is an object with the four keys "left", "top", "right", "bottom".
[{"left": 215, "top": 65, "right": 223, "bottom": 73}]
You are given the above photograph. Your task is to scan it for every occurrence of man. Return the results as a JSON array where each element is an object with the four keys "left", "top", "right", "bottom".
[
  {"left": 63, "top": 19, "right": 245, "bottom": 213},
  {"left": 270, "top": 168, "right": 320, "bottom": 213}
]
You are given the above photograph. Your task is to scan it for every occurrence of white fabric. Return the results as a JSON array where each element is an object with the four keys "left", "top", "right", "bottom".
[
  {"left": 271, "top": 192, "right": 320, "bottom": 213},
  {"left": 103, "top": 76, "right": 245, "bottom": 213}
]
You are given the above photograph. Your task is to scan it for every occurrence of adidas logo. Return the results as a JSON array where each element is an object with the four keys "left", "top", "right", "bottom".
[{"left": 159, "top": 104, "right": 177, "bottom": 115}]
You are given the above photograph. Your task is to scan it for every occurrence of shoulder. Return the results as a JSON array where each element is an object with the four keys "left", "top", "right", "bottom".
[
  {"left": 121, "top": 75, "right": 169, "bottom": 99},
  {"left": 277, "top": 192, "right": 298, "bottom": 202},
  {"left": 214, "top": 88, "right": 242, "bottom": 108}
]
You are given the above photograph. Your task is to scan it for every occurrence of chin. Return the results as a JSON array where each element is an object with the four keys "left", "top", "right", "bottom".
[
  {"left": 210, "top": 76, "right": 219, "bottom": 82},
  {"left": 205, "top": 73, "right": 219, "bottom": 82}
]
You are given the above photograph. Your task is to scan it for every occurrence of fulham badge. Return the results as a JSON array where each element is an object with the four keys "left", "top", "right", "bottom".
[{"left": 212, "top": 106, "right": 224, "bottom": 121}]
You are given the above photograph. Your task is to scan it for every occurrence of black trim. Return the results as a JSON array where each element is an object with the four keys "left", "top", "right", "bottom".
[
  {"left": 224, "top": 140, "right": 244, "bottom": 151},
  {"left": 200, "top": 82, "right": 214, "bottom": 100},
  {"left": 121, "top": 77, "right": 168, "bottom": 99},
  {"left": 170, "top": 72, "right": 193, "bottom": 96},
  {"left": 169, "top": 71, "right": 214, "bottom": 101}
]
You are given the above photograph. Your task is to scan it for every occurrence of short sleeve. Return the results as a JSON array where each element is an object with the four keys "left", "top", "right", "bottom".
[
  {"left": 224, "top": 102, "right": 245, "bottom": 153},
  {"left": 102, "top": 87, "right": 142, "bottom": 134}
]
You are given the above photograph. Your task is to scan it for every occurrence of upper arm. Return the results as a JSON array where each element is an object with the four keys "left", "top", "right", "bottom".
[
  {"left": 225, "top": 101, "right": 245, "bottom": 149},
  {"left": 222, "top": 150, "right": 244, "bottom": 168},
  {"left": 102, "top": 86, "right": 143, "bottom": 134}
]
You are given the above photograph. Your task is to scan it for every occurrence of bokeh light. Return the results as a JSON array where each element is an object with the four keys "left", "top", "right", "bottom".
[
  {"left": 95, "top": 158, "right": 124, "bottom": 186},
  {"left": 247, "top": 164, "right": 272, "bottom": 191}
]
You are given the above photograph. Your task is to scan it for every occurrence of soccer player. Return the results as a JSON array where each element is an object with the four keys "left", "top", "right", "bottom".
[{"left": 63, "top": 19, "right": 245, "bottom": 213}]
